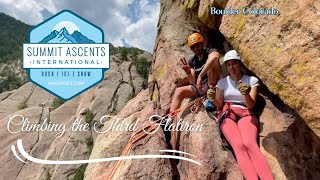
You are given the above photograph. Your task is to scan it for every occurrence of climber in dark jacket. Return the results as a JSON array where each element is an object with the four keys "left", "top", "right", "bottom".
[{"left": 169, "top": 32, "right": 222, "bottom": 150}]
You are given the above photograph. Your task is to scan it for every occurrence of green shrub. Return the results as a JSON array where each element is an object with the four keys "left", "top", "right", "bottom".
[
  {"left": 120, "top": 48, "right": 128, "bottom": 61},
  {"left": 85, "top": 110, "right": 94, "bottom": 124},
  {"left": 85, "top": 136, "right": 94, "bottom": 147},
  {"left": 109, "top": 43, "right": 116, "bottom": 54},
  {"left": 51, "top": 97, "right": 64, "bottom": 110},
  {"left": 45, "top": 170, "right": 52, "bottom": 180},
  {"left": 85, "top": 136, "right": 94, "bottom": 154},
  {"left": 73, "top": 164, "right": 87, "bottom": 180},
  {"left": 133, "top": 57, "right": 151, "bottom": 82},
  {"left": 18, "top": 98, "right": 27, "bottom": 110},
  {"left": 0, "top": 68, "right": 26, "bottom": 93},
  {"left": 129, "top": 79, "right": 134, "bottom": 87}
]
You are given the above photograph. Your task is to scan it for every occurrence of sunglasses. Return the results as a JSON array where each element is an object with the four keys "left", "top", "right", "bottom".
[{"left": 190, "top": 43, "right": 201, "bottom": 50}]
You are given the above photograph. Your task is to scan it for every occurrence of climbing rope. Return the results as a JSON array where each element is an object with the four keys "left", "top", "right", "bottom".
[
  {"left": 190, "top": 96, "right": 206, "bottom": 113},
  {"left": 97, "top": 96, "right": 206, "bottom": 180}
]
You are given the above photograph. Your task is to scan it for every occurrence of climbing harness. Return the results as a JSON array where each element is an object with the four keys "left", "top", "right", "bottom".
[
  {"left": 220, "top": 102, "right": 255, "bottom": 123},
  {"left": 208, "top": 102, "right": 260, "bottom": 151}
]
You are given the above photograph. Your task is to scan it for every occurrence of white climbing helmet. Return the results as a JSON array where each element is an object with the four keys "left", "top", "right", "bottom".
[{"left": 223, "top": 50, "right": 241, "bottom": 63}]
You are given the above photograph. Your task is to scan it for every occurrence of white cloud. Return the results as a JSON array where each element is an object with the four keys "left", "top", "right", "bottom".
[
  {"left": 0, "top": 0, "right": 44, "bottom": 24},
  {"left": 124, "top": 15, "right": 159, "bottom": 52},
  {"left": 36, "top": 0, "right": 57, "bottom": 14},
  {"left": 0, "top": 0, "right": 159, "bottom": 52},
  {"left": 0, "top": 0, "right": 58, "bottom": 24},
  {"left": 85, "top": 8, "right": 130, "bottom": 47},
  {"left": 124, "top": 1, "right": 160, "bottom": 52},
  {"left": 116, "top": 0, "right": 135, "bottom": 7}
]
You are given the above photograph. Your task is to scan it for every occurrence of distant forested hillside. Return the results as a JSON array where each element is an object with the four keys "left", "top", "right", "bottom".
[
  {"left": 0, "top": 12, "right": 31, "bottom": 63},
  {"left": 0, "top": 13, "right": 30, "bottom": 92}
]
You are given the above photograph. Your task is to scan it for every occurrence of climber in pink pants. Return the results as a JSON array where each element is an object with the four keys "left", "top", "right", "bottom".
[
  {"left": 208, "top": 50, "right": 274, "bottom": 180},
  {"left": 219, "top": 105, "right": 273, "bottom": 180}
]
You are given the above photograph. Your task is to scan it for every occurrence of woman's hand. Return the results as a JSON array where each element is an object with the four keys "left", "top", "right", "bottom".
[
  {"left": 238, "top": 80, "right": 258, "bottom": 109},
  {"left": 238, "top": 81, "right": 251, "bottom": 95}
]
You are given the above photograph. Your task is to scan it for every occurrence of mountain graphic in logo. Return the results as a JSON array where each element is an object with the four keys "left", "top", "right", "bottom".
[{"left": 39, "top": 27, "right": 95, "bottom": 43}]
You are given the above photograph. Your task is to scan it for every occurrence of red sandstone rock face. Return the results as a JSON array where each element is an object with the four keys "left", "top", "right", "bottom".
[
  {"left": 258, "top": 94, "right": 320, "bottom": 179},
  {"left": 177, "top": 108, "right": 243, "bottom": 180},
  {"left": 85, "top": 92, "right": 174, "bottom": 180},
  {"left": 86, "top": 0, "right": 320, "bottom": 179},
  {"left": 220, "top": 0, "right": 320, "bottom": 138}
]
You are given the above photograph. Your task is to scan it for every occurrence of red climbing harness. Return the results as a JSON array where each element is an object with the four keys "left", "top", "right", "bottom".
[{"left": 219, "top": 102, "right": 255, "bottom": 124}]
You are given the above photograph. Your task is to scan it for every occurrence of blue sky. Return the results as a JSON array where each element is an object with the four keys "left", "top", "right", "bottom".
[{"left": 0, "top": 0, "right": 160, "bottom": 52}]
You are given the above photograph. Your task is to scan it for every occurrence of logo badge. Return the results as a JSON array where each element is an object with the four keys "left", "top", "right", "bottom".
[
  {"left": 190, "top": 37, "right": 195, "bottom": 43},
  {"left": 23, "top": 10, "right": 109, "bottom": 100}
]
